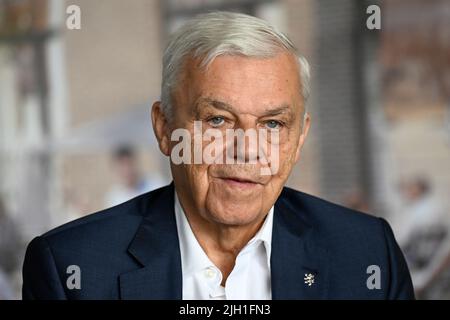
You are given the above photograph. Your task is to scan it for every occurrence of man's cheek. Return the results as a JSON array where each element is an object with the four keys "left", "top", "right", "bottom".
[
  {"left": 188, "top": 164, "right": 210, "bottom": 187},
  {"left": 276, "top": 144, "right": 297, "bottom": 178}
]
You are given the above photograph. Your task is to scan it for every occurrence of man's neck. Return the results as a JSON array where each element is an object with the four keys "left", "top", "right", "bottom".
[{"left": 180, "top": 201, "right": 267, "bottom": 286}]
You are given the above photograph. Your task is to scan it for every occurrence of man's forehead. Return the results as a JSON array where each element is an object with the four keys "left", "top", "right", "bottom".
[{"left": 174, "top": 53, "right": 303, "bottom": 116}]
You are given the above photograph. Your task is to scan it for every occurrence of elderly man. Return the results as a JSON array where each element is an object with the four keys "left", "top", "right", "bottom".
[{"left": 22, "top": 12, "right": 414, "bottom": 300}]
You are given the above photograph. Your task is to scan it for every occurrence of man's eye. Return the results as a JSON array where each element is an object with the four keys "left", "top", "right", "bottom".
[
  {"left": 265, "top": 120, "right": 282, "bottom": 129},
  {"left": 208, "top": 116, "right": 225, "bottom": 127}
]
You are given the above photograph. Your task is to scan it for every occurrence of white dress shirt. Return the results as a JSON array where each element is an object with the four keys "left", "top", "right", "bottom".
[{"left": 174, "top": 193, "right": 273, "bottom": 300}]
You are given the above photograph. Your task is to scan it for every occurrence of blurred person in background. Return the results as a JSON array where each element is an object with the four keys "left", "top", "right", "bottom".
[
  {"left": 396, "top": 177, "right": 446, "bottom": 247},
  {"left": 394, "top": 177, "right": 450, "bottom": 294},
  {"left": 0, "top": 198, "right": 23, "bottom": 299},
  {"left": 418, "top": 240, "right": 450, "bottom": 299},
  {"left": 105, "top": 145, "right": 165, "bottom": 207}
]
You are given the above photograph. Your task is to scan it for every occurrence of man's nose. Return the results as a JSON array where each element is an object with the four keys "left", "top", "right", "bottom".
[{"left": 227, "top": 120, "right": 260, "bottom": 164}]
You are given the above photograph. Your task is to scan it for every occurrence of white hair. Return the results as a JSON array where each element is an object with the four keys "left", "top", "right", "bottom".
[{"left": 161, "top": 11, "right": 311, "bottom": 119}]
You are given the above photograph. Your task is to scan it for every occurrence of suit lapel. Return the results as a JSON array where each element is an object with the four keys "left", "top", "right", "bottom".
[
  {"left": 118, "top": 185, "right": 330, "bottom": 300},
  {"left": 119, "top": 184, "right": 182, "bottom": 299},
  {"left": 271, "top": 190, "right": 330, "bottom": 299}
]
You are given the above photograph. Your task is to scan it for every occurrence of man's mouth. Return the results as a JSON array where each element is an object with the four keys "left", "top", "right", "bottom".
[{"left": 218, "top": 176, "right": 261, "bottom": 188}]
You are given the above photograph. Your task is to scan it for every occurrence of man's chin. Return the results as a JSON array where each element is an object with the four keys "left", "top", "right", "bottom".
[
  {"left": 205, "top": 201, "right": 263, "bottom": 227},
  {"left": 208, "top": 214, "right": 261, "bottom": 227},
  {"left": 207, "top": 178, "right": 264, "bottom": 205}
]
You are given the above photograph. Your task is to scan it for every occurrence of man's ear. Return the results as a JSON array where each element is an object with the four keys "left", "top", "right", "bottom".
[
  {"left": 151, "top": 101, "right": 171, "bottom": 156},
  {"left": 294, "top": 112, "right": 311, "bottom": 163}
]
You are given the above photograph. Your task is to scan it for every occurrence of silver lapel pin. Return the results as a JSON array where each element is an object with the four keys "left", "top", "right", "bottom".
[{"left": 304, "top": 273, "right": 315, "bottom": 286}]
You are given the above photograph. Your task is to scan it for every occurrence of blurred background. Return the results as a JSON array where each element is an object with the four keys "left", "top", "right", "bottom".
[{"left": 0, "top": 0, "right": 449, "bottom": 299}]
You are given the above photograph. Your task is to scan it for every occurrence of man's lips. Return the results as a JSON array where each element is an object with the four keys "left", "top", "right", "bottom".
[{"left": 218, "top": 176, "right": 262, "bottom": 187}]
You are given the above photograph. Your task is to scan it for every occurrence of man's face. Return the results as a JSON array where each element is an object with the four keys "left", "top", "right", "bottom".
[{"left": 153, "top": 52, "right": 310, "bottom": 227}]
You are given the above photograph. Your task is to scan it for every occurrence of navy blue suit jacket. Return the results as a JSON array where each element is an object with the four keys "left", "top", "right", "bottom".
[{"left": 22, "top": 184, "right": 414, "bottom": 299}]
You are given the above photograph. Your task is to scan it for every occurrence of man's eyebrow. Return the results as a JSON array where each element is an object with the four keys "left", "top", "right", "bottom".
[
  {"left": 261, "top": 104, "right": 292, "bottom": 117},
  {"left": 194, "top": 98, "right": 293, "bottom": 118}
]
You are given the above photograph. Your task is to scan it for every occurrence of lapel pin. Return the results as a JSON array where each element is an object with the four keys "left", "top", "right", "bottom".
[{"left": 304, "top": 273, "right": 315, "bottom": 286}]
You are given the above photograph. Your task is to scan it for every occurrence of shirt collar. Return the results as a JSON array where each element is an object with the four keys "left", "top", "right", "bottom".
[
  {"left": 251, "top": 205, "right": 273, "bottom": 267},
  {"left": 174, "top": 191, "right": 273, "bottom": 277}
]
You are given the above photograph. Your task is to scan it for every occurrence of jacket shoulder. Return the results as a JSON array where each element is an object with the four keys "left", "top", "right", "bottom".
[
  {"left": 279, "top": 186, "right": 390, "bottom": 251},
  {"left": 279, "top": 187, "right": 414, "bottom": 299},
  {"left": 280, "top": 186, "right": 382, "bottom": 227},
  {"left": 40, "top": 185, "right": 170, "bottom": 244}
]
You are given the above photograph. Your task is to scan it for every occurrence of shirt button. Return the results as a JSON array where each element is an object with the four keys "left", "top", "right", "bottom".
[{"left": 204, "top": 268, "right": 216, "bottom": 279}]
